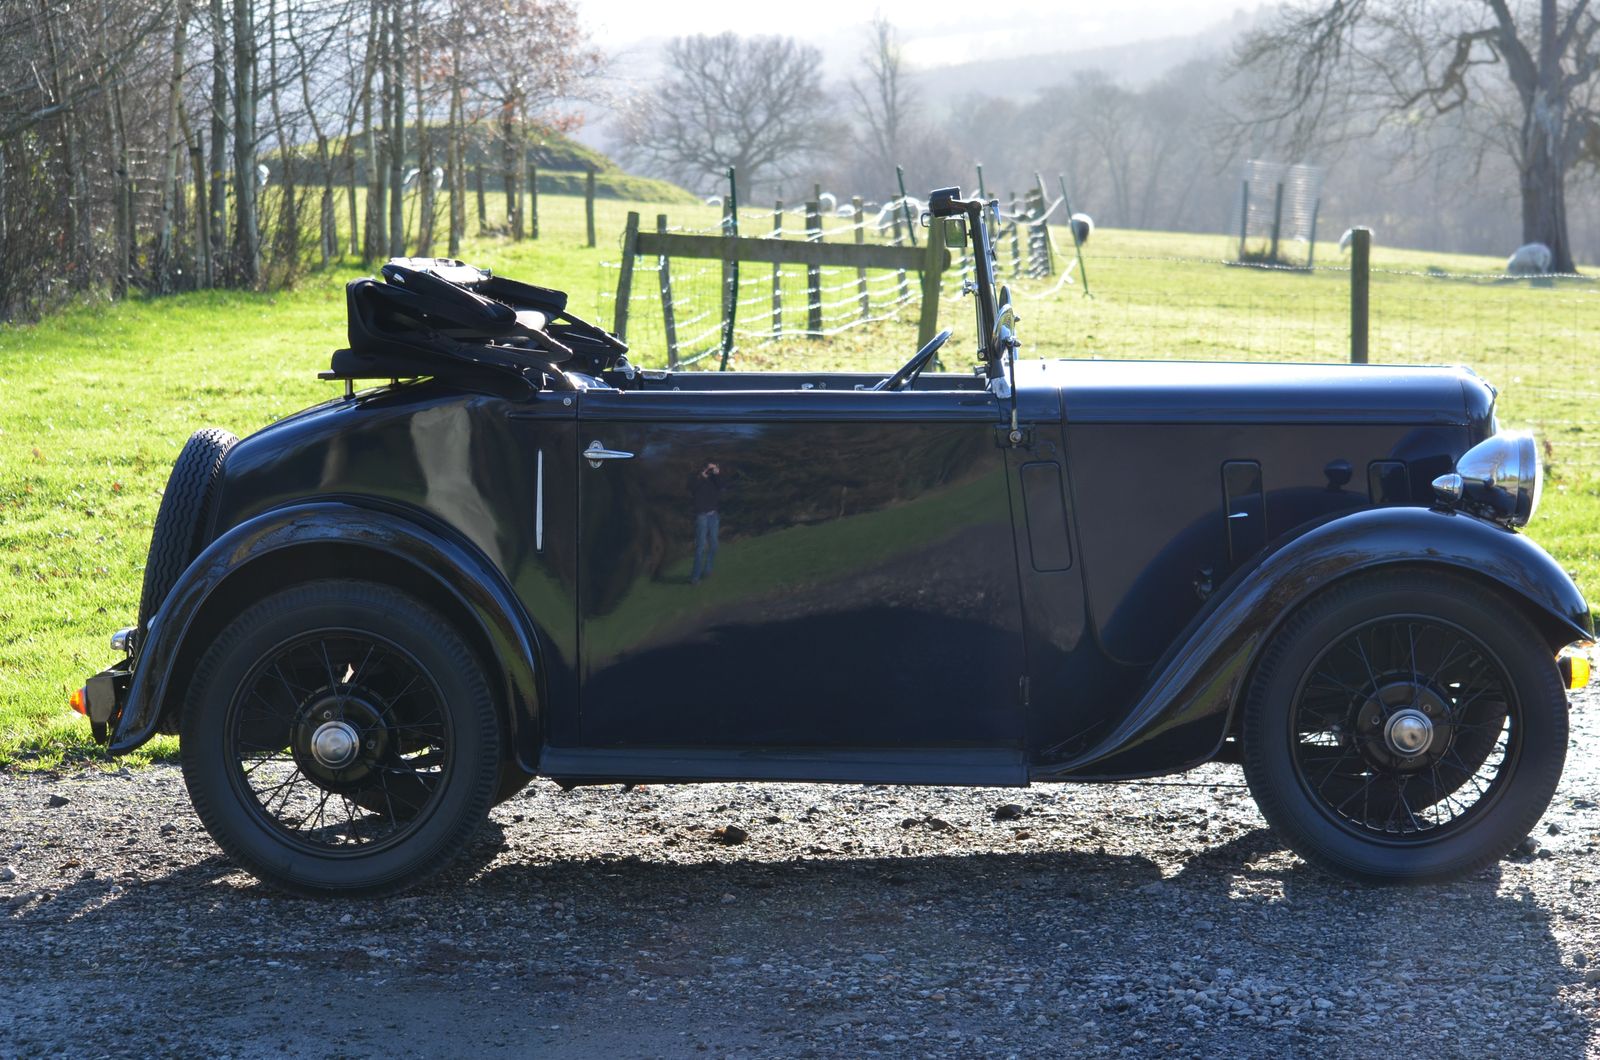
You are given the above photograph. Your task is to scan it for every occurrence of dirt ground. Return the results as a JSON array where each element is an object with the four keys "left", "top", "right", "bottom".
[{"left": 5, "top": 689, "right": 1600, "bottom": 1058}]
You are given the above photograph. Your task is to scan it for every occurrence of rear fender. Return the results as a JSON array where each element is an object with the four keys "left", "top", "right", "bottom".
[
  {"left": 1039, "top": 506, "right": 1591, "bottom": 780},
  {"left": 109, "top": 501, "right": 544, "bottom": 773}
]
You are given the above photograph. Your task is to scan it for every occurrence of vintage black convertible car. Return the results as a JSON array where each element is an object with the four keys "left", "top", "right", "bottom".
[{"left": 76, "top": 188, "right": 1592, "bottom": 896}]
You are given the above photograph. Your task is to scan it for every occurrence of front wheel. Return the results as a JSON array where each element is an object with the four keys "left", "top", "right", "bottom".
[
  {"left": 1242, "top": 570, "right": 1568, "bottom": 883},
  {"left": 180, "top": 580, "right": 500, "bottom": 897}
]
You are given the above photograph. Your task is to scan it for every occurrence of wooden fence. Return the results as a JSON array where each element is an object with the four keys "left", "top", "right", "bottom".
[{"left": 610, "top": 204, "right": 952, "bottom": 368}]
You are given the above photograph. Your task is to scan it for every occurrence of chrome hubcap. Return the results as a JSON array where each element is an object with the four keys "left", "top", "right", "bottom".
[
  {"left": 1383, "top": 708, "right": 1434, "bottom": 758},
  {"left": 309, "top": 720, "right": 360, "bottom": 769}
]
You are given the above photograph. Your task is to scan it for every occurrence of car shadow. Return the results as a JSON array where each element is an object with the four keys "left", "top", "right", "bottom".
[{"left": 6, "top": 822, "right": 1587, "bottom": 1057}]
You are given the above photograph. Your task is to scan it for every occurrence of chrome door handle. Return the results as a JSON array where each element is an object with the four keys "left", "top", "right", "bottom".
[{"left": 585, "top": 440, "right": 635, "bottom": 468}]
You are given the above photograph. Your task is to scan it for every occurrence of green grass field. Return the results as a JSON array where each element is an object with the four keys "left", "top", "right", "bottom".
[{"left": 2, "top": 191, "right": 1596, "bottom": 767}]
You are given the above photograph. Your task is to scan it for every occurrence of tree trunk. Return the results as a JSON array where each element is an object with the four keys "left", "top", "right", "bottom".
[
  {"left": 1520, "top": 124, "right": 1574, "bottom": 273},
  {"left": 231, "top": 0, "right": 259, "bottom": 286},
  {"left": 155, "top": 0, "right": 190, "bottom": 292},
  {"left": 109, "top": 79, "right": 132, "bottom": 299},
  {"left": 447, "top": 47, "right": 464, "bottom": 258},
  {"left": 387, "top": 0, "right": 405, "bottom": 257},
  {"left": 184, "top": 114, "right": 213, "bottom": 286},
  {"left": 209, "top": 0, "right": 229, "bottom": 282},
  {"left": 40, "top": 1, "right": 83, "bottom": 288},
  {"left": 413, "top": 0, "right": 434, "bottom": 257},
  {"left": 291, "top": 8, "right": 337, "bottom": 267},
  {"left": 344, "top": 136, "right": 359, "bottom": 257},
  {"left": 267, "top": 0, "right": 298, "bottom": 276},
  {"left": 502, "top": 107, "right": 520, "bottom": 239},
  {"left": 361, "top": 0, "right": 384, "bottom": 260},
  {"left": 1518, "top": 0, "right": 1576, "bottom": 273}
]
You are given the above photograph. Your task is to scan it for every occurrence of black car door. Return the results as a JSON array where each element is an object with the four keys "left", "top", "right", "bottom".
[{"left": 574, "top": 386, "right": 1027, "bottom": 751}]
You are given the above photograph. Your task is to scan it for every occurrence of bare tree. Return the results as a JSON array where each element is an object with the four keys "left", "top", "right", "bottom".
[
  {"left": 154, "top": 0, "right": 189, "bottom": 290},
  {"left": 1235, "top": 0, "right": 1600, "bottom": 272},
  {"left": 848, "top": 16, "right": 912, "bottom": 178},
  {"left": 231, "top": 0, "right": 260, "bottom": 285},
  {"left": 613, "top": 33, "right": 835, "bottom": 195},
  {"left": 461, "top": 0, "right": 600, "bottom": 238}
]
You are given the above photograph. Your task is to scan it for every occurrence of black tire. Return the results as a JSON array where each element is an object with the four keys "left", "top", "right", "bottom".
[
  {"left": 138, "top": 428, "right": 237, "bottom": 637},
  {"left": 180, "top": 580, "right": 500, "bottom": 897},
  {"left": 1242, "top": 570, "right": 1567, "bottom": 884}
]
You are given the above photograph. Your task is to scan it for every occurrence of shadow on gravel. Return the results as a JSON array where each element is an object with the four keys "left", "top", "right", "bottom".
[{"left": 7, "top": 822, "right": 1584, "bottom": 1056}]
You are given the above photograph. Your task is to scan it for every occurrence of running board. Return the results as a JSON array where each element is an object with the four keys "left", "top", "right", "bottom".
[{"left": 537, "top": 746, "right": 1029, "bottom": 787}]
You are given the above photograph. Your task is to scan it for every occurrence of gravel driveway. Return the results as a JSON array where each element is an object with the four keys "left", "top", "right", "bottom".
[{"left": 5, "top": 689, "right": 1600, "bottom": 1058}]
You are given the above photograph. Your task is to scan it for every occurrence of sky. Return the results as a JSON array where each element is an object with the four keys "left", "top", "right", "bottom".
[{"left": 584, "top": 0, "right": 1263, "bottom": 71}]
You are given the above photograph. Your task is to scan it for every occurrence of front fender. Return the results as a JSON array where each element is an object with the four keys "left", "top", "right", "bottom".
[
  {"left": 109, "top": 501, "right": 544, "bottom": 770},
  {"left": 1040, "top": 506, "right": 1591, "bottom": 781}
]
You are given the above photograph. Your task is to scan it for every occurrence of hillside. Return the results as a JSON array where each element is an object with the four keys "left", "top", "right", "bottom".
[{"left": 281, "top": 126, "right": 696, "bottom": 205}]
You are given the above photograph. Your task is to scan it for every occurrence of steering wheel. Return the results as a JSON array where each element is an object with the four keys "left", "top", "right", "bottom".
[{"left": 872, "top": 329, "right": 952, "bottom": 392}]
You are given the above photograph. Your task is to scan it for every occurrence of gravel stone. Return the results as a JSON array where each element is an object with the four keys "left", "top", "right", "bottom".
[
  {"left": 712, "top": 824, "right": 749, "bottom": 845},
  {"left": 3, "top": 685, "right": 1600, "bottom": 1056}
]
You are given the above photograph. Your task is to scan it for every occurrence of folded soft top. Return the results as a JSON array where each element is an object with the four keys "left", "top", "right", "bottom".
[{"left": 327, "top": 257, "right": 629, "bottom": 389}]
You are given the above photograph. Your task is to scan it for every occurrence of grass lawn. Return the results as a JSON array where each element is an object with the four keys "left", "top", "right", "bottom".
[{"left": 2, "top": 191, "right": 1596, "bottom": 767}]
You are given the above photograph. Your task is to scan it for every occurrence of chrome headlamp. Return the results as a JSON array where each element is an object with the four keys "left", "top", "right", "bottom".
[{"left": 1432, "top": 430, "right": 1542, "bottom": 527}]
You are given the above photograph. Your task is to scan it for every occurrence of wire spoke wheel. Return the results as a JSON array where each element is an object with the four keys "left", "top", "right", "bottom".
[
  {"left": 227, "top": 631, "right": 450, "bottom": 852},
  {"left": 182, "top": 580, "right": 500, "bottom": 897},
  {"left": 1291, "top": 616, "right": 1516, "bottom": 841},
  {"left": 1243, "top": 571, "right": 1568, "bottom": 883}
]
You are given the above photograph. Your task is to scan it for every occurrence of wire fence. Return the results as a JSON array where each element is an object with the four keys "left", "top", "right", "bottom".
[{"left": 595, "top": 208, "right": 1600, "bottom": 475}]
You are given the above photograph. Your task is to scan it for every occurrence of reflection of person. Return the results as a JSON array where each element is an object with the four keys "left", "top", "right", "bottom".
[{"left": 689, "top": 462, "right": 721, "bottom": 584}]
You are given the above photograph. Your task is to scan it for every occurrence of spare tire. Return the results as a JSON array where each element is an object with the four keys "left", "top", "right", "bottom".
[{"left": 137, "top": 428, "right": 238, "bottom": 641}]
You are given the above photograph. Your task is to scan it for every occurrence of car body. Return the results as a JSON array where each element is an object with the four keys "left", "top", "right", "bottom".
[{"left": 78, "top": 189, "right": 1593, "bottom": 896}]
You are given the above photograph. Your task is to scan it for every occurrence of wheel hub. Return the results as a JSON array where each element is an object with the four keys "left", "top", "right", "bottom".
[
  {"left": 309, "top": 719, "right": 361, "bottom": 769},
  {"left": 1383, "top": 708, "right": 1434, "bottom": 758},
  {"left": 290, "top": 693, "right": 392, "bottom": 791},
  {"left": 1353, "top": 681, "right": 1454, "bottom": 771}
]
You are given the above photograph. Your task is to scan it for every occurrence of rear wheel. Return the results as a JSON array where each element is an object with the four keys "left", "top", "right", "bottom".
[
  {"left": 180, "top": 580, "right": 499, "bottom": 897},
  {"left": 1243, "top": 571, "right": 1567, "bottom": 883}
]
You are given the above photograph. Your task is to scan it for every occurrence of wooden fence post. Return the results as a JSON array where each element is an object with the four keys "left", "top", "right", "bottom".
[
  {"left": 1033, "top": 172, "right": 1056, "bottom": 276},
  {"left": 474, "top": 163, "right": 487, "bottom": 232},
  {"left": 613, "top": 210, "right": 640, "bottom": 341},
  {"left": 1237, "top": 179, "right": 1250, "bottom": 260},
  {"left": 1268, "top": 180, "right": 1285, "bottom": 263},
  {"left": 895, "top": 165, "right": 917, "bottom": 248},
  {"left": 891, "top": 196, "right": 910, "bottom": 303},
  {"left": 806, "top": 200, "right": 822, "bottom": 338},
  {"left": 656, "top": 213, "right": 678, "bottom": 368},
  {"left": 718, "top": 167, "right": 740, "bottom": 371},
  {"left": 917, "top": 216, "right": 946, "bottom": 348},
  {"left": 1350, "top": 226, "right": 1371, "bottom": 364},
  {"left": 529, "top": 160, "right": 539, "bottom": 240},
  {"left": 1305, "top": 197, "right": 1320, "bottom": 269},
  {"left": 1008, "top": 194, "right": 1022, "bottom": 278},
  {"left": 853, "top": 195, "right": 868, "bottom": 320},
  {"left": 1024, "top": 189, "right": 1044, "bottom": 276},
  {"left": 585, "top": 167, "right": 596, "bottom": 247},
  {"left": 771, "top": 200, "right": 783, "bottom": 336}
]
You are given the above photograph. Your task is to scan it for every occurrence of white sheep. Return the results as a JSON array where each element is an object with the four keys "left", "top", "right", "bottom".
[
  {"left": 257, "top": 163, "right": 269, "bottom": 187},
  {"left": 1506, "top": 242, "right": 1553, "bottom": 275},
  {"left": 1069, "top": 212, "right": 1094, "bottom": 244},
  {"left": 704, "top": 195, "right": 723, "bottom": 208},
  {"left": 818, "top": 191, "right": 837, "bottom": 212},
  {"left": 836, "top": 203, "right": 856, "bottom": 218}
]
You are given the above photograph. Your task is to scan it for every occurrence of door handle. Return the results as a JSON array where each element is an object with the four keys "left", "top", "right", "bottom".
[{"left": 585, "top": 440, "right": 635, "bottom": 468}]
